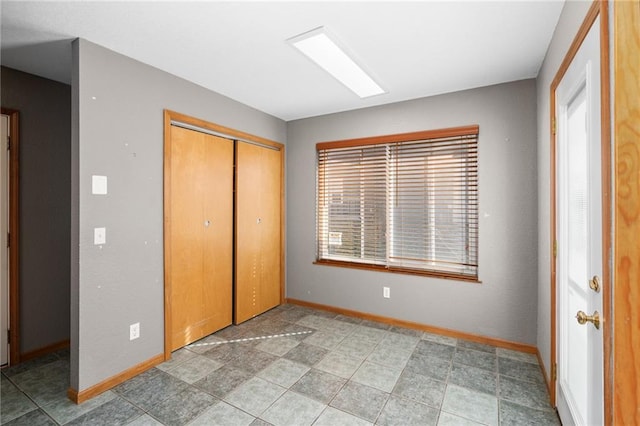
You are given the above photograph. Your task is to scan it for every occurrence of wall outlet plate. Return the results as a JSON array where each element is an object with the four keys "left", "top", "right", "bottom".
[
  {"left": 130, "top": 323, "right": 140, "bottom": 340},
  {"left": 94, "top": 227, "right": 106, "bottom": 245},
  {"left": 383, "top": 286, "right": 390, "bottom": 298}
]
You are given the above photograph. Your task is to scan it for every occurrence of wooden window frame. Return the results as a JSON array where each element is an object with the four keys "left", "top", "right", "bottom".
[{"left": 315, "top": 125, "right": 480, "bottom": 283}]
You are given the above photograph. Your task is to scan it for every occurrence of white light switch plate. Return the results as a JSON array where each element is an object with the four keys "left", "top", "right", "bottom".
[
  {"left": 94, "top": 227, "right": 106, "bottom": 245},
  {"left": 92, "top": 175, "right": 108, "bottom": 195}
]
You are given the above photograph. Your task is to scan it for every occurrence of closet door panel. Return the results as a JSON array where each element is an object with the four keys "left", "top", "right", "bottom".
[
  {"left": 235, "top": 142, "right": 262, "bottom": 323},
  {"left": 259, "top": 147, "right": 282, "bottom": 312},
  {"left": 170, "top": 127, "right": 206, "bottom": 349},
  {"left": 169, "top": 127, "right": 233, "bottom": 350},
  {"left": 201, "top": 134, "right": 234, "bottom": 336},
  {"left": 235, "top": 142, "right": 282, "bottom": 324}
]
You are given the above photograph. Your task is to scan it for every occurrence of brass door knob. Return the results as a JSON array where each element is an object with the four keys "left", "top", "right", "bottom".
[{"left": 576, "top": 310, "right": 600, "bottom": 329}]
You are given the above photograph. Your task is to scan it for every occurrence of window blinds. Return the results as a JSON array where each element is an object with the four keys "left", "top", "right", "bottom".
[{"left": 317, "top": 125, "right": 478, "bottom": 279}]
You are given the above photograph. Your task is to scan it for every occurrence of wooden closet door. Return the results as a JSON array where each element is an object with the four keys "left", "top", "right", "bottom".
[
  {"left": 169, "top": 126, "right": 233, "bottom": 351},
  {"left": 235, "top": 142, "right": 282, "bottom": 323}
]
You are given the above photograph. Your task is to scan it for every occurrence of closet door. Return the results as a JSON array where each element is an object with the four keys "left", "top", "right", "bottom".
[
  {"left": 169, "top": 126, "right": 233, "bottom": 351},
  {"left": 235, "top": 141, "right": 282, "bottom": 323}
]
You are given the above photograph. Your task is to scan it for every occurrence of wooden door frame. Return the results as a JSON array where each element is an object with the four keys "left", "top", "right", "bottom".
[
  {"left": 549, "top": 0, "right": 611, "bottom": 422},
  {"left": 612, "top": 1, "right": 640, "bottom": 423},
  {"left": 1, "top": 108, "right": 20, "bottom": 366},
  {"left": 162, "top": 110, "right": 285, "bottom": 360}
]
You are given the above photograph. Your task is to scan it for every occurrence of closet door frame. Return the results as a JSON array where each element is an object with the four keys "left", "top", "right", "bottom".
[{"left": 163, "top": 110, "right": 285, "bottom": 360}]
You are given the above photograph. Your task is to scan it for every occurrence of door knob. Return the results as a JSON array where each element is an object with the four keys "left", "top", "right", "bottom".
[
  {"left": 576, "top": 310, "right": 600, "bottom": 329},
  {"left": 589, "top": 275, "right": 601, "bottom": 293}
]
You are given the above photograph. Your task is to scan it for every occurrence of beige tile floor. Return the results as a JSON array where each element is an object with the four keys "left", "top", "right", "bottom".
[{"left": 0, "top": 304, "right": 560, "bottom": 425}]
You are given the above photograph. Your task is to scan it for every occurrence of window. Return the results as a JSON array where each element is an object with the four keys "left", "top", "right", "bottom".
[{"left": 316, "top": 125, "right": 478, "bottom": 280}]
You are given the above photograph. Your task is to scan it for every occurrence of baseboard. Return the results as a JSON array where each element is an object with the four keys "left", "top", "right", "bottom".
[
  {"left": 286, "top": 298, "right": 537, "bottom": 354},
  {"left": 20, "top": 339, "right": 70, "bottom": 363},
  {"left": 68, "top": 353, "right": 164, "bottom": 404},
  {"left": 537, "top": 348, "right": 552, "bottom": 396}
]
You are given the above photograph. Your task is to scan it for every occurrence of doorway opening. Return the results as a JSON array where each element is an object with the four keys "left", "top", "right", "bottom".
[
  {"left": 1, "top": 108, "right": 20, "bottom": 367},
  {"left": 549, "top": 1, "right": 611, "bottom": 425}
]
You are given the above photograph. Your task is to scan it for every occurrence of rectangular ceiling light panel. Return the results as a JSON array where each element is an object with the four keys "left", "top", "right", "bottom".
[{"left": 289, "top": 27, "right": 385, "bottom": 98}]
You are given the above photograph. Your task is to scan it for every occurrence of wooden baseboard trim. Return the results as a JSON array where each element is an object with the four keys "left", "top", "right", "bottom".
[
  {"left": 67, "top": 387, "right": 79, "bottom": 403},
  {"left": 286, "top": 298, "right": 537, "bottom": 354},
  {"left": 20, "top": 340, "right": 70, "bottom": 363},
  {"left": 68, "top": 353, "right": 164, "bottom": 404},
  {"left": 537, "top": 348, "right": 552, "bottom": 398}
]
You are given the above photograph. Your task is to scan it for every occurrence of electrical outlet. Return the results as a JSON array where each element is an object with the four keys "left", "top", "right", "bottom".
[
  {"left": 130, "top": 323, "right": 140, "bottom": 340},
  {"left": 383, "top": 286, "right": 390, "bottom": 298},
  {"left": 94, "top": 227, "right": 106, "bottom": 245}
]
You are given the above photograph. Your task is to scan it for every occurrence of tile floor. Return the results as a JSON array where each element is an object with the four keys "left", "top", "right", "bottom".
[{"left": 0, "top": 304, "right": 560, "bottom": 425}]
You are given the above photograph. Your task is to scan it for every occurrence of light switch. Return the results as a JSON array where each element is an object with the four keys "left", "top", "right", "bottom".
[
  {"left": 92, "top": 175, "right": 108, "bottom": 195},
  {"left": 94, "top": 227, "right": 106, "bottom": 245}
]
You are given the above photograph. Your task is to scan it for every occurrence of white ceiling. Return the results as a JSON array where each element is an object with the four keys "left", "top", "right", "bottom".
[{"left": 1, "top": 1, "right": 564, "bottom": 121}]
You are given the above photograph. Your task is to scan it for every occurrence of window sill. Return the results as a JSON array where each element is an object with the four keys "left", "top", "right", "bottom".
[{"left": 313, "top": 259, "right": 481, "bottom": 283}]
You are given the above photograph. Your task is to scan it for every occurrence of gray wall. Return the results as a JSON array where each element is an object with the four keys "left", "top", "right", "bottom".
[
  {"left": 72, "top": 39, "right": 286, "bottom": 391},
  {"left": 535, "top": 1, "right": 591, "bottom": 381},
  {"left": 1, "top": 66, "right": 71, "bottom": 354},
  {"left": 287, "top": 79, "right": 539, "bottom": 345}
]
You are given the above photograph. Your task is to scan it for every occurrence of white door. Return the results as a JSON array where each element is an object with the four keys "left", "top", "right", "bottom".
[
  {"left": 556, "top": 16, "right": 603, "bottom": 426},
  {"left": 1, "top": 114, "right": 9, "bottom": 366}
]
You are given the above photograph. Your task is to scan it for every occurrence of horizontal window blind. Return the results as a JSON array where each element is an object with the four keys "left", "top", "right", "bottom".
[
  {"left": 317, "top": 144, "right": 388, "bottom": 264},
  {"left": 317, "top": 125, "right": 478, "bottom": 279}
]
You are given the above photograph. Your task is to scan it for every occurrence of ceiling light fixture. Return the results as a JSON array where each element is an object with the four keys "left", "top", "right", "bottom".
[{"left": 288, "top": 27, "right": 385, "bottom": 99}]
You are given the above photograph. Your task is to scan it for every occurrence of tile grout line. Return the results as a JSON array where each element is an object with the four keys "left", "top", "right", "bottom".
[
  {"left": 4, "top": 370, "right": 62, "bottom": 425},
  {"left": 2, "top": 306, "right": 558, "bottom": 426}
]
